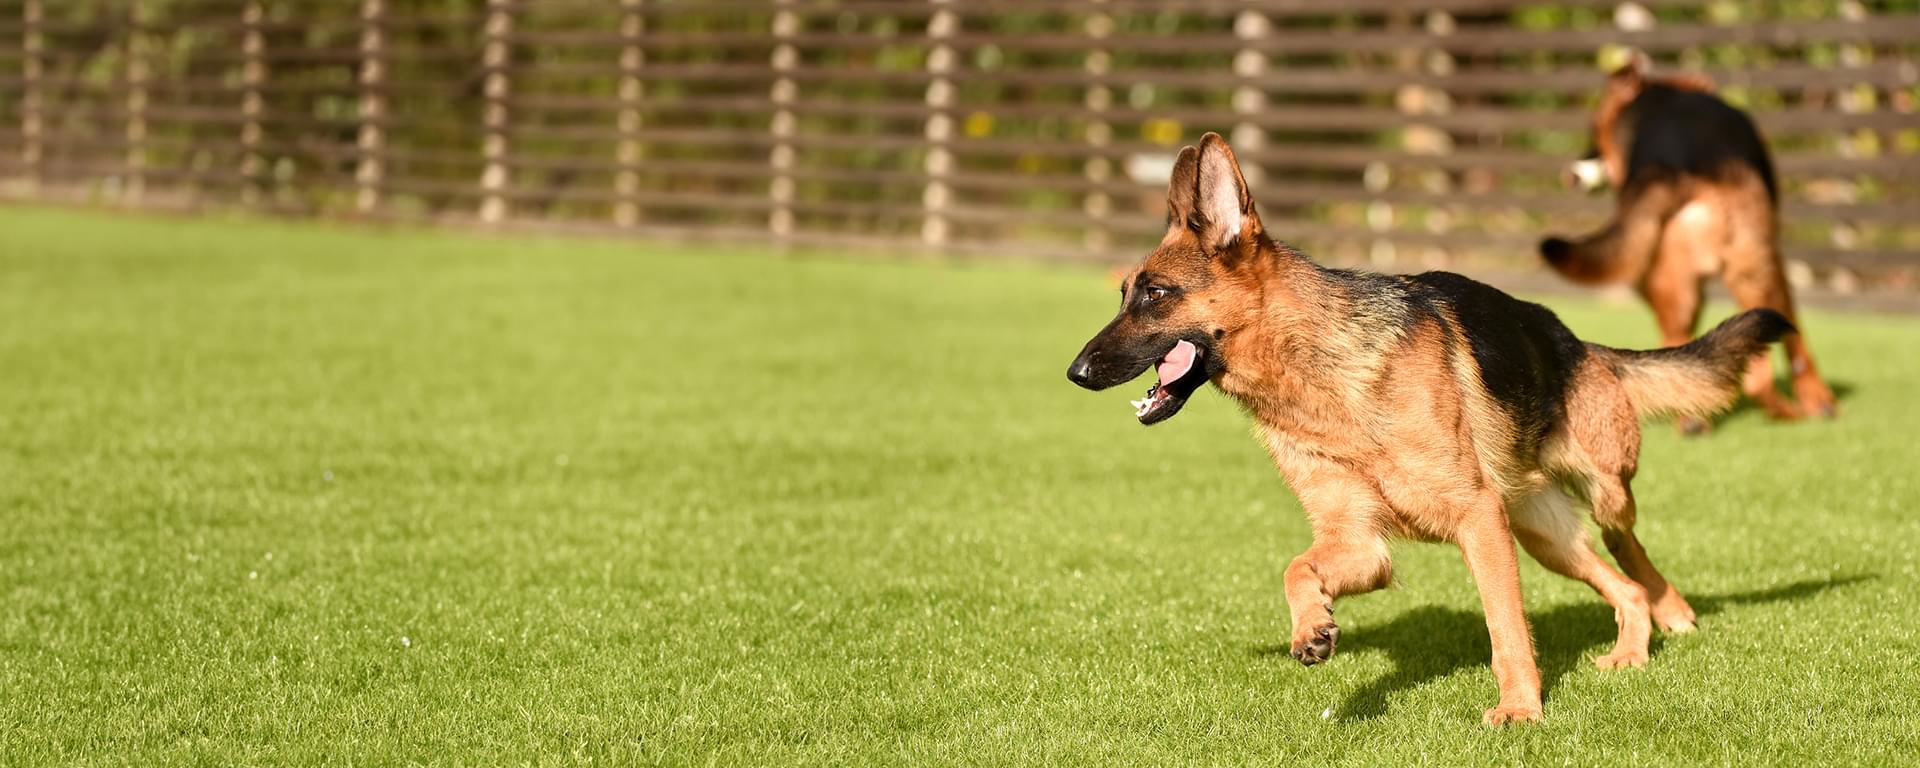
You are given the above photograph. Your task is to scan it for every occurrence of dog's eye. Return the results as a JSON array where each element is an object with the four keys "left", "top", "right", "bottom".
[{"left": 1143, "top": 286, "right": 1170, "bottom": 303}]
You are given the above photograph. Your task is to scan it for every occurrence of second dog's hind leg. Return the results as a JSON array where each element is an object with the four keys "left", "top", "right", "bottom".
[
  {"left": 1723, "top": 248, "right": 1833, "bottom": 420},
  {"left": 1643, "top": 221, "right": 1709, "bottom": 433}
]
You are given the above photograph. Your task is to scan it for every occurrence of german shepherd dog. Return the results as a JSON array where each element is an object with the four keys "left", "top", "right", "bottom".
[
  {"left": 1541, "top": 54, "right": 1835, "bottom": 425},
  {"left": 1067, "top": 133, "right": 1790, "bottom": 724}
]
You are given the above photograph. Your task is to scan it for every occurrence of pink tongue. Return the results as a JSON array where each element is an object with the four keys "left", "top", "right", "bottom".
[{"left": 1156, "top": 340, "right": 1197, "bottom": 387}]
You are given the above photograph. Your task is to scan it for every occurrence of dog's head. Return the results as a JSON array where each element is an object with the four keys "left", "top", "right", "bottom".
[{"left": 1066, "top": 132, "right": 1267, "bottom": 425}]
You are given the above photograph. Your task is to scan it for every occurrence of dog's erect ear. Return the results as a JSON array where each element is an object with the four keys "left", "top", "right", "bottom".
[
  {"left": 1601, "top": 50, "right": 1649, "bottom": 109},
  {"left": 1165, "top": 145, "right": 1200, "bottom": 233},
  {"left": 1195, "top": 132, "right": 1256, "bottom": 250},
  {"left": 1609, "top": 48, "right": 1649, "bottom": 84}
]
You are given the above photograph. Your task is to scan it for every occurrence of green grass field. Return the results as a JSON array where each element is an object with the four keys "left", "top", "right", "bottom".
[{"left": 3, "top": 207, "right": 1917, "bottom": 765}]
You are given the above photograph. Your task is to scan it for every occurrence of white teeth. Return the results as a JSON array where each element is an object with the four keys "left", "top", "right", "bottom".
[{"left": 1131, "top": 397, "right": 1152, "bottom": 417}]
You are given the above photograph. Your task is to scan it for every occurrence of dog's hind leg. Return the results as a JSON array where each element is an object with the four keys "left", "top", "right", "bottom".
[
  {"left": 1586, "top": 472, "right": 1697, "bottom": 633},
  {"left": 1724, "top": 267, "right": 1803, "bottom": 420},
  {"left": 1783, "top": 329, "right": 1836, "bottom": 419},
  {"left": 1722, "top": 242, "right": 1834, "bottom": 419},
  {"left": 1595, "top": 488, "right": 1698, "bottom": 634},
  {"left": 1644, "top": 216, "right": 1709, "bottom": 433},
  {"left": 1512, "top": 488, "right": 1651, "bottom": 669},
  {"left": 1643, "top": 224, "right": 1705, "bottom": 351},
  {"left": 1718, "top": 178, "right": 1819, "bottom": 420},
  {"left": 1558, "top": 356, "right": 1698, "bottom": 633}
]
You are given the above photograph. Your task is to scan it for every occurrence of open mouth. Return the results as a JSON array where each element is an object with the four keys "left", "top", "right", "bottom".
[{"left": 1129, "top": 339, "right": 1210, "bottom": 425}]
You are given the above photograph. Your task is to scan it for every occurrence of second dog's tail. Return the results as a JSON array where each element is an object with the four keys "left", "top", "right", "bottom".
[
  {"left": 1604, "top": 309, "right": 1794, "bottom": 420},
  {"left": 1539, "top": 178, "right": 1687, "bottom": 285}
]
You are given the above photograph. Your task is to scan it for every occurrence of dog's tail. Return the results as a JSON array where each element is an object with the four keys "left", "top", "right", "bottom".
[
  {"left": 1539, "top": 177, "right": 1687, "bottom": 285},
  {"left": 1604, "top": 309, "right": 1793, "bottom": 420}
]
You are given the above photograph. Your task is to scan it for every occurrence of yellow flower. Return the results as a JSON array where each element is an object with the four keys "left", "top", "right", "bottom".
[
  {"left": 965, "top": 112, "right": 995, "bottom": 138},
  {"left": 1143, "top": 119, "right": 1184, "bottom": 146}
]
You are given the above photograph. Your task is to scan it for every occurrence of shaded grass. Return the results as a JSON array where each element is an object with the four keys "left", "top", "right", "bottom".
[{"left": 1, "top": 207, "right": 1917, "bottom": 765}]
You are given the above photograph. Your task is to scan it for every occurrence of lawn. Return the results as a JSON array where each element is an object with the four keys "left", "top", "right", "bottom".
[{"left": 2, "top": 206, "right": 1917, "bottom": 765}]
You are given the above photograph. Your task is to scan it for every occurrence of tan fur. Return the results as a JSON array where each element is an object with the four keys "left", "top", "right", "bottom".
[
  {"left": 1097, "top": 134, "right": 1745, "bottom": 725},
  {"left": 1605, "top": 350, "right": 1743, "bottom": 419}
]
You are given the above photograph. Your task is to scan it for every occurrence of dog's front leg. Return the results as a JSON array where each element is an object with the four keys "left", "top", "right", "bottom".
[
  {"left": 1283, "top": 540, "right": 1390, "bottom": 665},
  {"left": 1282, "top": 474, "right": 1393, "bottom": 666},
  {"left": 1457, "top": 497, "right": 1543, "bottom": 725}
]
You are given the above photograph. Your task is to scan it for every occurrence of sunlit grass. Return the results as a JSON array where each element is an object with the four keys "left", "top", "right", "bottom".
[{"left": 2, "top": 207, "right": 1916, "bottom": 764}]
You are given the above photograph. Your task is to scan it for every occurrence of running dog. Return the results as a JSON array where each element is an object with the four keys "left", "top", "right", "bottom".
[
  {"left": 1067, "top": 133, "right": 1790, "bottom": 724},
  {"left": 1541, "top": 54, "right": 1834, "bottom": 424}
]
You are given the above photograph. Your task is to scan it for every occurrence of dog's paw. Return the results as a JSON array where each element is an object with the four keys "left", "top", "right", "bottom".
[
  {"left": 1759, "top": 395, "right": 1805, "bottom": 421},
  {"left": 1652, "top": 602, "right": 1697, "bottom": 634},
  {"left": 1593, "top": 648, "right": 1649, "bottom": 670},
  {"left": 1482, "top": 703, "right": 1543, "bottom": 726},
  {"left": 1289, "top": 622, "right": 1339, "bottom": 666},
  {"left": 1795, "top": 380, "right": 1838, "bottom": 420},
  {"left": 1659, "top": 617, "right": 1697, "bottom": 634}
]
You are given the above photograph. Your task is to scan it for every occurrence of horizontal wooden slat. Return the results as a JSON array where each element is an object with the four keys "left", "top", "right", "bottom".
[
  {"left": 188, "top": 47, "right": 474, "bottom": 65},
  {"left": 17, "top": 122, "right": 1920, "bottom": 186},
  {"left": 511, "top": 18, "right": 1920, "bottom": 58},
  {"left": 53, "top": 60, "right": 1897, "bottom": 103},
  {"left": 353, "top": 145, "right": 1912, "bottom": 225},
  {"left": 496, "top": 59, "right": 1920, "bottom": 97},
  {"left": 500, "top": 0, "right": 1747, "bottom": 21},
  {"left": 506, "top": 92, "right": 1919, "bottom": 137},
  {"left": 0, "top": 17, "right": 465, "bottom": 36},
  {"left": 14, "top": 137, "right": 1905, "bottom": 227},
  {"left": 962, "top": 17, "right": 1920, "bottom": 56},
  {"left": 487, "top": 123, "right": 1920, "bottom": 171},
  {"left": 0, "top": 76, "right": 450, "bottom": 96}
]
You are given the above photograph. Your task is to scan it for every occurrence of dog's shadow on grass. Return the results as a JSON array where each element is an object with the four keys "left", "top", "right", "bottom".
[{"left": 1253, "top": 574, "right": 1872, "bottom": 720}]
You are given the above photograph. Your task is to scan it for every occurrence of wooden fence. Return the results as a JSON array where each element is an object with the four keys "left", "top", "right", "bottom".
[{"left": 3, "top": 1, "right": 1917, "bottom": 295}]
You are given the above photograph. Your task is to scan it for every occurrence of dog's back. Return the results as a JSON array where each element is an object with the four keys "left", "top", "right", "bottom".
[{"left": 1619, "top": 83, "right": 1776, "bottom": 203}]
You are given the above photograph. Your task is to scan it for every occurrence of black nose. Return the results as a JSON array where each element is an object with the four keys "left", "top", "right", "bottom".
[{"left": 1067, "top": 356, "right": 1094, "bottom": 387}]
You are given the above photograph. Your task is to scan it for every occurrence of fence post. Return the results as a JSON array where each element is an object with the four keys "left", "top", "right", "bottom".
[
  {"left": 614, "top": 0, "right": 645, "bottom": 228},
  {"left": 1826, "top": 0, "right": 1872, "bottom": 294},
  {"left": 1081, "top": 0, "right": 1114, "bottom": 257},
  {"left": 356, "top": 0, "right": 386, "bottom": 215},
  {"left": 478, "top": 0, "right": 513, "bottom": 224},
  {"left": 240, "top": 1, "right": 265, "bottom": 206},
  {"left": 1230, "top": 8, "right": 1269, "bottom": 191},
  {"left": 1411, "top": 10, "right": 1457, "bottom": 269},
  {"left": 768, "top": 0, "right": 798, "bottom": 243},
  {"left": 20, "top": 0, "right": 43, "bottom": 193},
  {"left": 921, "top": 0, "right": 957, "bottom": 250},
  {"left": 124, "top": 1, "right": 150, "bottom": 205}
]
